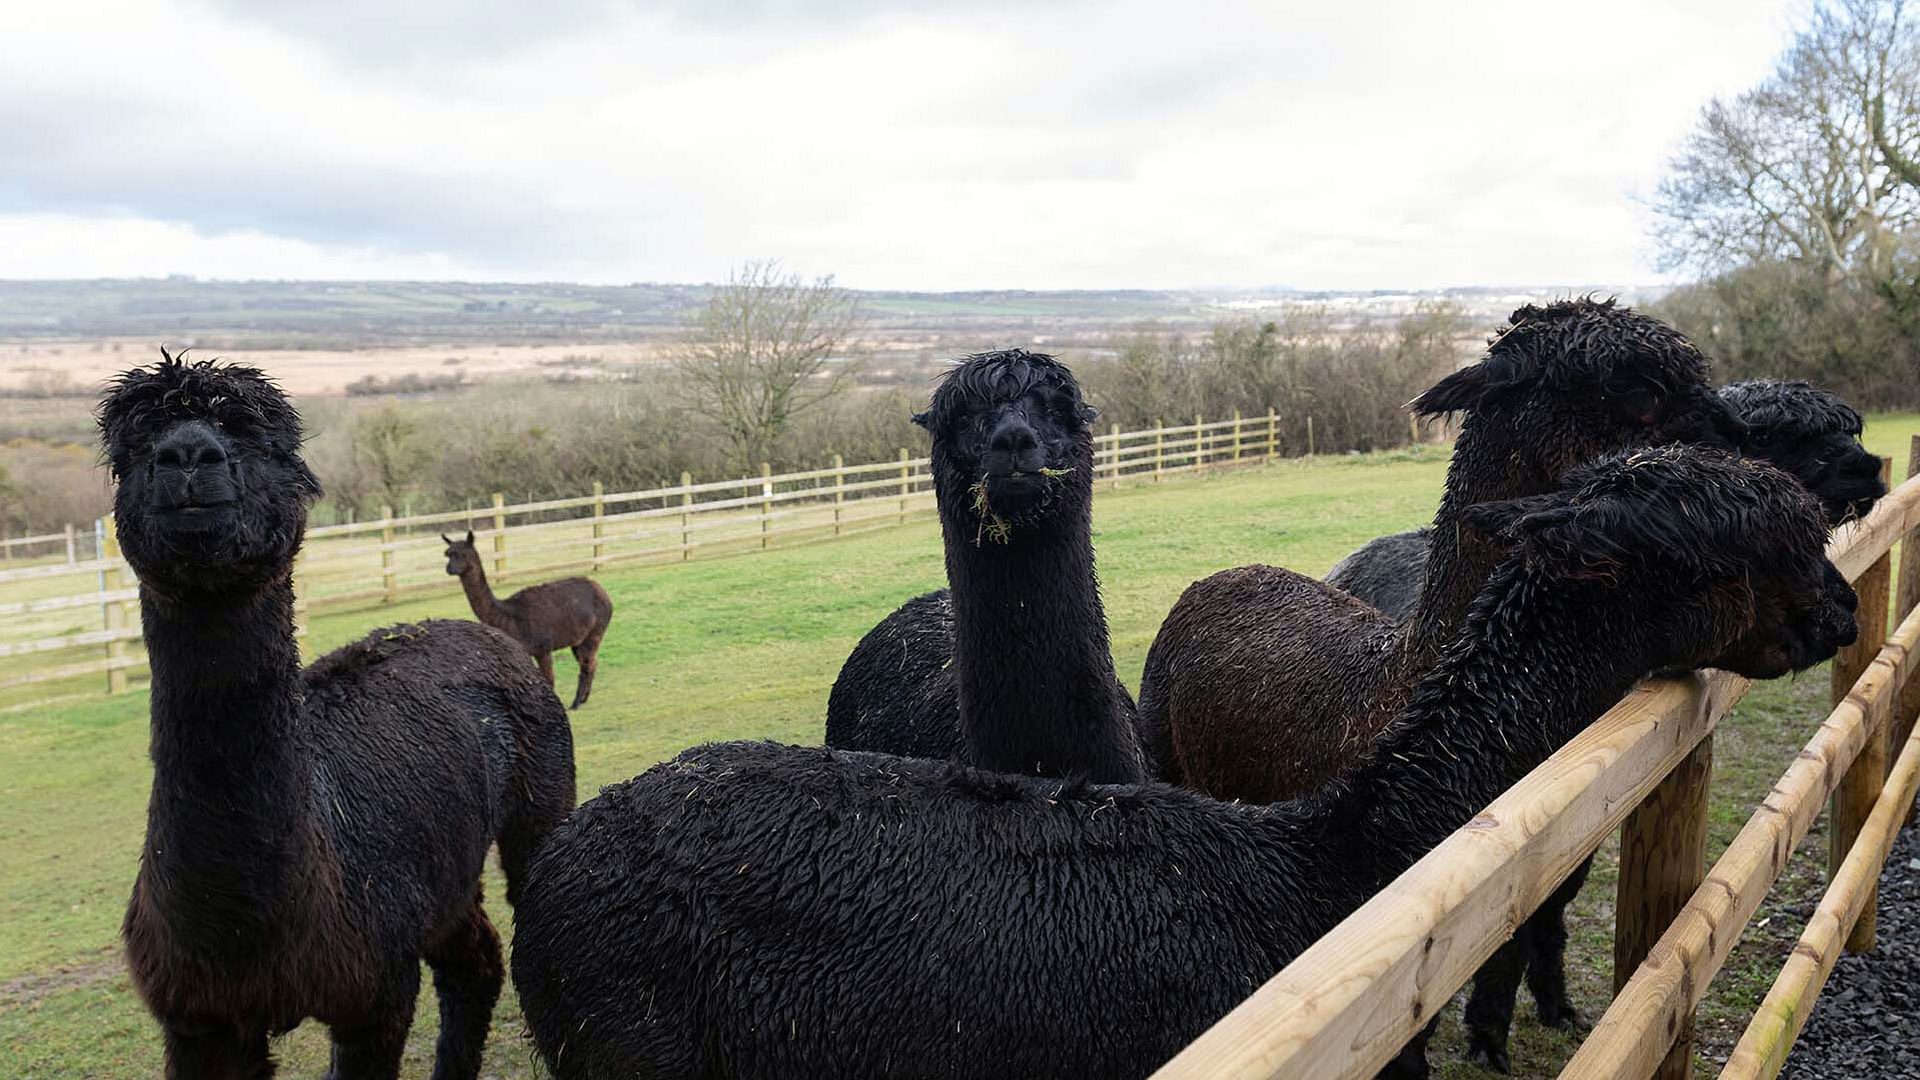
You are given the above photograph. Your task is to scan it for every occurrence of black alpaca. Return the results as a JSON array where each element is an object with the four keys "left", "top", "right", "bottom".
[
  {"left": 442, "top": 531, "right": 614, "bottom": 709},
  {"left": 509, "top": 446, "right": 1856, "bottom": 1080},
  {"left": 1318, "top": 376, "right": 1887, "bottom": 1069},
  {"left": 1135, "top": 300, "right": 1747, "bottom": 1070},
  {"left": 825, "top": 349, "right": 1143, "bottom": 782},
  {"left": 1326, "top": 378, "right": 1886, "bottom": 618},
  {"left": 105, "top": 352, "right": 576, "bottom": 1080}
]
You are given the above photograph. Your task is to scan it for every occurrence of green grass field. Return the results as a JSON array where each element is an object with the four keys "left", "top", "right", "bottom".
[{"left": 3, "top": 417, "right": 1917, "bottom": 1079}]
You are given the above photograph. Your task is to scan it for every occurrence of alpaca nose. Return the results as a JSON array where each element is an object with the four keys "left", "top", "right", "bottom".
[
  {"left": 985, "top": 415, "right": 1045, "bottom": 475},
  {"left": 153, "top": 423, "right": 229, "bottom": 473}
]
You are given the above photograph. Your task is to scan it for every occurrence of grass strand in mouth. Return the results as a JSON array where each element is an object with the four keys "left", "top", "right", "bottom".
[{"left": 968, "top": 467, "right": 1072, "bottom": 546}]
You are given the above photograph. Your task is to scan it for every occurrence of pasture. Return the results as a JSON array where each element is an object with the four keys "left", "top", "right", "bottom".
[{"left": 3, "top": 416, "right": 1918, "bottom": 1079}]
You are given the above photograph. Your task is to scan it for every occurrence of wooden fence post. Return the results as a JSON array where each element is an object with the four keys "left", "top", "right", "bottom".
[
  {"left": 491, "top": 492, "right": 508, "bottom": 583},
  {"left": 1307, "top": 414, "right": 1316, "bottom": 457},
  {"left": 1895, "top": 435, "right": 1920, "bottom": 768},
  {"left": 832, "top": 454, "right": 845, "bottom": 536},
  {"left": 1830, "top": 455, "right": 1895, "bottom": 953},
  {"left": 760, "top": 462, "right": 774, "bottom": 549},
  {"left": 1616, "top": 733, "right": 1715, "bottom": 1080},
  {"left": 680, "top": 471, "right": 694, "bottom": 561},
  {"left": 1153, "top": 421, "right": 1165, "bottom": 482},
  {"left": 1266, "top": 407, "right": 1278, "bottom": 458},
  {"left": 1193, "top": 413, "right": 1206, "bottom": 469},
  {"left": 380, "top": 505, "right": 396, "bottom": 605},
  {"left": 591, "top": 481, "right": 606, "bottom": 571},
  {"left": 1409, "top": 413, "right": 1421, "bottom": 445},
  {"left": 100, "top": 515, "right": 128, "bottom": 695},
  {"left": 1108, "top": 423, "right": 1122, "bottom": 490},
  {"left": 1231, "top": 409, "right": 1243, "bottom": 461},
  {"left": 64, "top": 523, "right": 76, "bottom": 566},
  {"left": 898, "top": 449, "right": 910, "bottom": 524}
]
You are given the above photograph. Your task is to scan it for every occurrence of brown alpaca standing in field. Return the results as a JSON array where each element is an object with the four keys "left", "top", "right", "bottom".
[{"left": 442, "top": 531, "right": 613, "bottom": 709}]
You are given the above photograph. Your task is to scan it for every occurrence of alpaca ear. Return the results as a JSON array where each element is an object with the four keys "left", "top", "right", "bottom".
[
  {"left": 294, "top": 460, "right": 323, "bottom": 500},
  {"left": 441, "top": 533, "right": 453, "bottom": 546},
  {"left": 1409, "top": 363, "right": 1489, "bottom": 417},
  {"left": 911, "top": 410, "right": 932, "bottom": 430},
  {"left": 1080, "top": 404, "right": 1099, "bottom": 423},
  {"left": 1458, "top": 493, "right": 1565, "bottom": 544},
  {"left": 464, "top": 530, "right": 475, "bottom": 545}
]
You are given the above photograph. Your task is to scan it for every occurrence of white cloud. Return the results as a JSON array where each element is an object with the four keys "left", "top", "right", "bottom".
[{"left": 0, "top": 0, "right": 1801, "bottom": 289}]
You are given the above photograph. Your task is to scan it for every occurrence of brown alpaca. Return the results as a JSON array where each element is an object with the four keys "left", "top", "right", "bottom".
[{"left": 442, "top": 531, "right": 613, "bottom": 709}]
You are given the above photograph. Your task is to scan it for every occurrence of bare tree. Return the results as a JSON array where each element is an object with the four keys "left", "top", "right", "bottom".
[
  {"left": 672, "top": 261, "right": 863, "bottom": 471},
  {"left": 1654, "top": 0, "right": 1920, "bottom": 280},
  {"left": 350, "top": 405, "right": 429, "bottom": 513}
]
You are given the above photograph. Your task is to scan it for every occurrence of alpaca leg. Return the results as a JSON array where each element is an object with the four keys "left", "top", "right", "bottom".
[
  {"left": 163, "top": 1023, "right": 273, "bottom": 1080},
  {"left": 498, "top": 779, "right": 573, "bottom": 909},
  {"left": 423, "top": 897, "right": 504, "bottom": 1080},
  {"left": 1374, "top": 1013, "right": 1439, "bottom": 1079},
  {"left": 568, "top": 636, "right": 600, "bottom": 709},
  {"left": 324, "top": 963, "right": 419, "bottom": 1080},
  {"left": 536, "top": 651, "right": 556, "bottom": 686},
  {"left": 1525, "top": 855, "right": 1593, "bottom": 1030},
  {"left": 1463, "top": 934, "right": 1527, "bottom": 1073}
]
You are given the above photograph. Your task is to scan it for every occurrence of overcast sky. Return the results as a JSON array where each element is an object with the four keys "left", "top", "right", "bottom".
[{"left": 0, "top": 0, "right": 1801, "bottom": 290}]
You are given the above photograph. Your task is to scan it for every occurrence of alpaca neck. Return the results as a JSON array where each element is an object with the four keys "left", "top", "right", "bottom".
[
  {"left": 138, "top": 576, "right": 322, "bottom": 940},
  {"left": 1311, "top": 564, "right": 1651, "bottom": 889},
  {"left": 941, "top": 494, "right": 1140, "bottom": 783},
  {"left": 458, "top": 562, "right": 506, "bottom": 625},
  {"left": 1407, "top": 414, "right": 1551, "bottom": 659}
]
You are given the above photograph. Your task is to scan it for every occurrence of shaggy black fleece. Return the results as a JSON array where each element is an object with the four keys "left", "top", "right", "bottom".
[
  {"left": 104, "top": 351, "right": 576, "bottom": 1080},
  {"left": 825, "top": 349, "right": 1143, "bottom": 782},
  {"left": 511, "top": 446, "right": 1855, "bottom": 1080},
  {"left": 1326, "top": 379, "right": 1884, "bottom": 619}
]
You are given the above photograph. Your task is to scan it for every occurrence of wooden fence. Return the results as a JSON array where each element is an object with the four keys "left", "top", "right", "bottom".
[
  {"left": 0, "top": 410, "right": 1302, "bottom": 698},
  {"left": 1153, "top": 437, "right": 1920, "bottom": 1079}
]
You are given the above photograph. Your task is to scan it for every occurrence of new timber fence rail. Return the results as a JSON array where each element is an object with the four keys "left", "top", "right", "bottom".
[
  {"left": 1153, "top": 437, "right": 1920, "bottom": 1079},
  {"left": 1, "top": 410, "right": 1306, "bottom": 698}
]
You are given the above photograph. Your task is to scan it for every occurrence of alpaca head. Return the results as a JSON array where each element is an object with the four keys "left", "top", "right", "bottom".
[
  {"left": 97, "top": 349, "right": 320, "bottom": 596},
  {"left": 1463, "top": 445, "right": 1856, "bottom": 680},
  {"left": 1412, "top": 298, "right": 1746, "bottom": 485},
  {"left": 1719, "top": 379, "right": 1885, "bottom": 526},
  {"left": 914, "top": 349, "right": 1097, "bottom": 540},
  {"left": 441, "top": 531, "right": 481, "bottom": 577}
]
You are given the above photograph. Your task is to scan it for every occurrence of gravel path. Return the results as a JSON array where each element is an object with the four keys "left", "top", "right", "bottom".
[{"left": 1780, "top": 809, "right": 1920, "bottom": 1080}]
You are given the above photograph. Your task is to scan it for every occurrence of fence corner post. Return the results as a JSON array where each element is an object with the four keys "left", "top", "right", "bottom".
[
  {"left": 1266, "top": 407, "right": 1278, "bottom": 458},
  {"left": 832, "top": 454, "right": 846, "bottom": 536},
  {"left": 1895, "top": 435, "right": 1920, "bottom": 771},
  {"left": 1307, "top": 414, "right": 1316, "bottom": 457},
  {"left": 591, "top": 481, "right": 606, "bottom": 572},
  {"left": 898, "top": 448, "right": 911, "bottom": 524},
  {"left": 680, "top": 471, "right": 694, "bottom": 561},
  {"left": 1231, "top": 409, "right": 1243, "bottom": 461},
  {"left": 100, "top": 515, "right": 128, "bottom": 695},
  {"left": 491, "top": 492, "right": 508, "bottom": 583},
  {"left": 1831, "top": 455, "right": 1895, "bottom": 952},
  {"left": 1193, "top": 413, "right": 1206, "bottom": 470},
  {"left": 1616, "top": 730, "right": 1715, "bottom": 1080},
  {"left": 380, "top": 505, "right": 396, "bottom": 605}
]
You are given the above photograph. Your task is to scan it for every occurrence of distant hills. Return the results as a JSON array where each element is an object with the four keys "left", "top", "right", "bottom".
[{"left": 0, "top": 278, "right": 1669, "bottom": 347}]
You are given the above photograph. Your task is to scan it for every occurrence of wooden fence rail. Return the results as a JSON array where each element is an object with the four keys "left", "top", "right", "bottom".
[
  {"left": 0, "top": 408, "right": 1321, "bottom": 698},
  {"left": 1155, "top": 440, "right": 1920, "bottom": 1080}
]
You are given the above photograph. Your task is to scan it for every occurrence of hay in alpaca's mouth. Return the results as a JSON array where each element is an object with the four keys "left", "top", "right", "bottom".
[{"left": 969, "top": 467, "right": 1073, "bottom": 546}]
